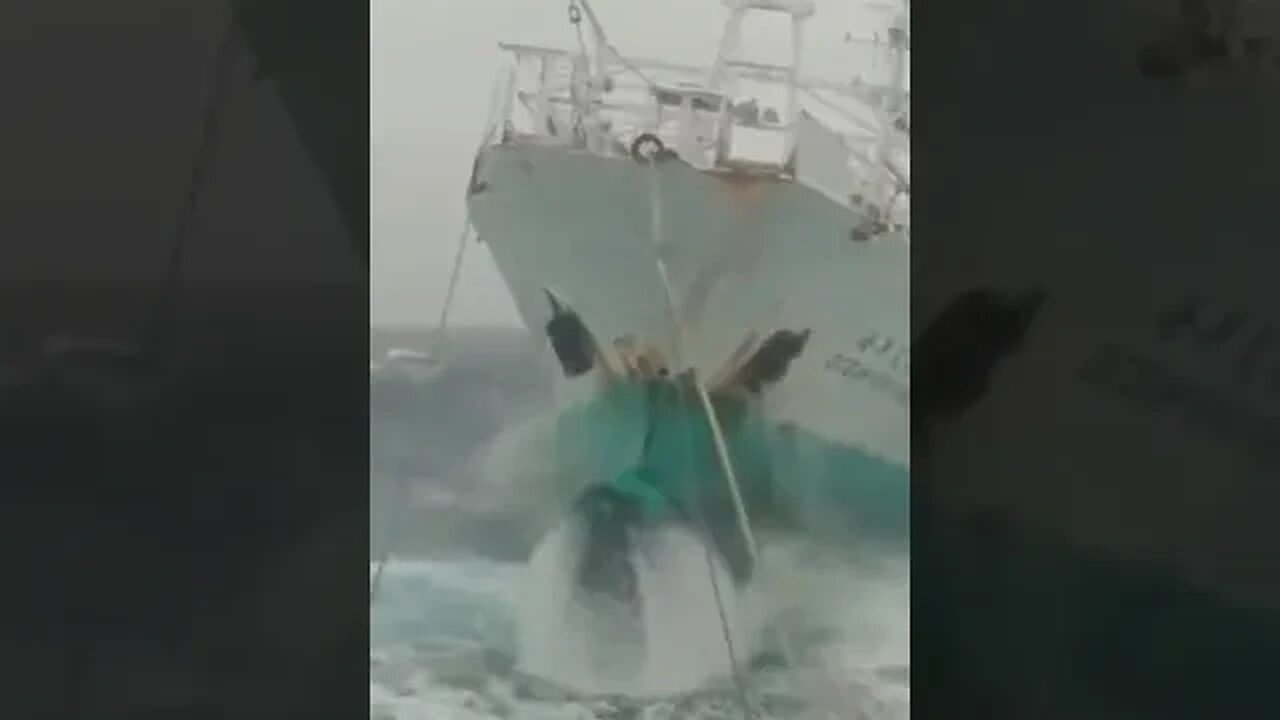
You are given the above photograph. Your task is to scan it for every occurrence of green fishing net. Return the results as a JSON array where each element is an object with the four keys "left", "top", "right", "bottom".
[
  {"left": 554, "top": 376, "right": 777, "bottom": 523},
  {"left": 552, "top": 374, "right": 909, "bottom": 545}
]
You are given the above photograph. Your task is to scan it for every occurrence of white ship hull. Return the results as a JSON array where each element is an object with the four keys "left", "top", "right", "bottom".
[{"left": 467, "top": 142, "right": 908, "bottom": 535}]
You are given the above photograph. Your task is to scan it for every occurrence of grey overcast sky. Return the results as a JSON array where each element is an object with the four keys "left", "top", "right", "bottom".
[{"left": 371, "top": 0, "right": 891, "bottom": 327}]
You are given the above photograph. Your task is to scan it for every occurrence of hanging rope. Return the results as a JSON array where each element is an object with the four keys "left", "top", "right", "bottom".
[
  {"left": 369, "top": 218, "right": 472, "bottom": 605},
  {"left": 568, "top": 0, "right": 588, "bottom": 60},
  {"left": 431, "top": 223, "right": 473, "bottom": 359},
  {"left": 574, "top": 0, "right": 659, "bottom": 89},
  {"left": 369, "top": 472, "right": 412, "bottom": 603},
  {"left": 569, "top": 1, "right": 594, "bottom": 46},
  {"left": 370, "top": 70, "right": 514, "bottom": 604},
  {"left": 642, "top": 156, "right": 759, "bottom": 718},
  {"left": 427, "top": 66, "right": 510, "bottom": 363}
]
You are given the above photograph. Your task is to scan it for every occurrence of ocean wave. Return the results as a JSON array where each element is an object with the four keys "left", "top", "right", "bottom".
[
  {"left": 370, "top": 547, "right": 908, "bottom": 720},
  {"left": 370, "top": 333, "right": 907, "bottom": 718}
]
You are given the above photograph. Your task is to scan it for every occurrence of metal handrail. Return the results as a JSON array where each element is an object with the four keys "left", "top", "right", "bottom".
[
  {"left": 495, "top": 42, "right": 903, "bottom": 151},
  {"left": 487, "top": 36, "right": 909, "bottom": 232},
  {"left": 497, "top": 41, "right": 906, "bottom": 99}
]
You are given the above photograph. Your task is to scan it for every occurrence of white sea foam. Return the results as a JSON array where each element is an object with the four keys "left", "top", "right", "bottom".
[{"left": 371, "top": 542, "right": 908, "bottom": 719}]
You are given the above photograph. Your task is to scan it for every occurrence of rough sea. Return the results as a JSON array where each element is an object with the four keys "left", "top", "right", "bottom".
[{"left": 370, "top": 327, "right": 908, "bottom": 719}]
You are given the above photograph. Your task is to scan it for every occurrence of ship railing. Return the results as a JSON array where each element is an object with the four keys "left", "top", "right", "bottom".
[
  {"left": 487, "top": 42, "right": 908, "bottom": 223},
  {"left": 491, "top": 43, "right": 768, "bottom": 171},
  {"left": 490, "top": 43, "right": 903, "bottom": 170}
]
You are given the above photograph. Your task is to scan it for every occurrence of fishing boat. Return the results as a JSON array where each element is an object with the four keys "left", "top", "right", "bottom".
[
  {"left": 442, "top": 0, "right": 910, "bottom": 697},
  {"left": 464, "top": 0, "right": 909, "bottom": 524}
]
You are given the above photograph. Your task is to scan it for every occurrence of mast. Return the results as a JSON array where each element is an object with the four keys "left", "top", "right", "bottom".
[
  {"left": 709, "top": 0, "right": 816, "bottom": 94},
  {"left": 708, "top": 0, "right": 816, "bottom": 172},
  {"left": 572, "top": 0, "right": 613, "bottom": 77}
]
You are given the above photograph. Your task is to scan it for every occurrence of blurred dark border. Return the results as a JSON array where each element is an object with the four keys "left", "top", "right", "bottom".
[
  {"left": 0, "top": 2, "right": 369, "bottom": 715},
  {"left": 913, "top": 1, "right": 1280, "bottom": 717}
]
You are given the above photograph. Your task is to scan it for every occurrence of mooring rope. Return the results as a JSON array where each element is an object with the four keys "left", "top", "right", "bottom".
[
  {"left": 642, "top": 154, "right": 759, "bottom": 718},
  {"left": 368, "top": 224, "right": 472, "bottom": 608},
  {"left": 369, "top": 66, "right": 515, "bottom": 605}
]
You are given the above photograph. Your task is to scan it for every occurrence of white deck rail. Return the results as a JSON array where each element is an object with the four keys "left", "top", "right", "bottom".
[{"left": 482, "top": 2, "right": 908, "bottom": 238}]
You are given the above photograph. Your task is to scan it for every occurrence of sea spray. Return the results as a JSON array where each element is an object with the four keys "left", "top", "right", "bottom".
[
  {"left": 455, "top": 382, "right": 648, "bottom": 553},
  {"left": 469, "top": 399, "right": 768, "bottom": 698},
  {"left": 631, "top": 525, "right": 763, "bottom": 696},
  {"left": 454, "top": 409, "right": 573, "bottom": 554},
  {"left": 515, "top": 519, "right": 764, "bottom": 699},
  {"left": 753, "top": 541, "right": 911, "bottom": 719},
  {"left": 369, "top": 547, "right": 910, "bottom": 718}
]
